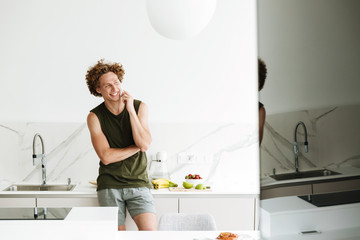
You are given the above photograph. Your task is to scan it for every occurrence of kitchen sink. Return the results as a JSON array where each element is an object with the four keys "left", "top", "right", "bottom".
[
  {"left": 270, "top": 169, "right": 341, "bottom": 181},
  {"left": 4, "top": 184, "right": 76, "bottom": 191}
]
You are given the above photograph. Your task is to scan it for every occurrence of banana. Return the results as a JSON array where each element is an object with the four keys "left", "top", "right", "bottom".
[
  {"left": 152, "top": 178, "right": 178, "bottom": 189},
  {"left": 152, "top": 178, "right": 170, "bottom": 185},
  {"left": 153, "top": 183, "right": 170, "bottom": 189}
]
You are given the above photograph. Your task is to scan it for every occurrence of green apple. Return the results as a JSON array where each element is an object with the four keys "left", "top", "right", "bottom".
[
  {"left": 195, "top": 183, "right": 206, "bottom": 190},
  {"left": 183, "top": 181, "right": 193, "bottom": 189}
]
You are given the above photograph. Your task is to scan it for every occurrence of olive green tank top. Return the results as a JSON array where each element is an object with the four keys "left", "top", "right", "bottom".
[{"left": 90, "top": 100, "right": 151, "bottom": 191}]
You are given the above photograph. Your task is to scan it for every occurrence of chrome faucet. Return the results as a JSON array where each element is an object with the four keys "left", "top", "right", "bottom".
[
  {"left": 293, "top": 121, "right": 308, "bottom": 173},
  {"left": 32, "top": 133, "right": 47, "bottom": 185}
]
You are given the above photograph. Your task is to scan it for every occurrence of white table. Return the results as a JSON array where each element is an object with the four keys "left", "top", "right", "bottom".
[
  {"left": 0, "top": 207, "right": 118, "bottom": 240},
  {"left": 117, "top": 231, "right": 260, "bottom": 240}
]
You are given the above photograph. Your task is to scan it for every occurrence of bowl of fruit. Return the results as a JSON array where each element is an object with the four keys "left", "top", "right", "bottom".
[{"left": 185, "top": 174, "right": 204, "bottom": 185}]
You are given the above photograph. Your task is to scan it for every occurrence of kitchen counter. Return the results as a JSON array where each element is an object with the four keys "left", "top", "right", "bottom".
[
  {"left": 0, "top": 182, "right": 98, "bottom": 198},
  {"left": 0, "top": 181, "right": 259, "bottom": 231},
  {"left": 0, "top": 181, "right": 258, "bottom": 198},
  {"left": 0, "top": 207, "right": 118, "bottom": 240},
  {"left": 261, "top": 166, "right": 360, "bottom": 188}
]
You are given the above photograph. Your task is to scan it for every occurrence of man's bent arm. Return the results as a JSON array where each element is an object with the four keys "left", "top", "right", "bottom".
[
  {"left": 259, "top": 107, "right": 266, "bottom": 145},
  {"left": 87, "top": 112, "right": 140, "bottom": 165},
  {"left": 129, "top": 102, "right": 152, "bottom": 152}
]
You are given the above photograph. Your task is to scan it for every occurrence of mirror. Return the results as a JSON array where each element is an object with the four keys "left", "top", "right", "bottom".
[{"left": 258, "top": 0, "right": 360, "bottom": 183}]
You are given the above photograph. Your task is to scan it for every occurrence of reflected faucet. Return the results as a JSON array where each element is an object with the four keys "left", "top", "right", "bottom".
[
  {"left": 32, "top": 133, "right": 47, "bottom": 185},
  {"left": 293, "top": 121, "right": 308, "bottom": 173}
]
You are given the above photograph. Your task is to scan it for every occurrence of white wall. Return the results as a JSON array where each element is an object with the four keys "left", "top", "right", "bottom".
[
  {"left": 258, "top": 0, "right": 360, "bottom": 115},
  {"left": 0, "top": 0, "right": 258, "bottom": 124}
]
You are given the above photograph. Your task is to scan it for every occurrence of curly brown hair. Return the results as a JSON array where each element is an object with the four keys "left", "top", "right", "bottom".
[
  {"left": 86, "top": 59, "right": 125, "bottom": 97},
  {"left": 258, "top": 58, "right": 267, "bottom": 91}
]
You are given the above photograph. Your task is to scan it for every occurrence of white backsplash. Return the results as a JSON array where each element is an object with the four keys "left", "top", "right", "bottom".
[
  {"left": 260, "top": 104, "right": 360, "bottom": 177},
  {"left": 0, "top": 122, "right": 96, "bottom": 184},
  {"left": 0, "top": 121, "right": 259, "bottom": 193}
]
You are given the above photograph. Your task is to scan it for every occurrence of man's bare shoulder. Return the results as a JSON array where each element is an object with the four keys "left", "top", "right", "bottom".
[
  {"left": 87, "top": 111, "right": 97, "bottom": 121},
  {"left": 138, "top": 101, "right": 148, "bottom": 111},
  {"left": 87, "top": 112, "right": 100, "bottom": 128}
]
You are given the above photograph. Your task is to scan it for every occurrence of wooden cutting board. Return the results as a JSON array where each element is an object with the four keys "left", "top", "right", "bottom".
[{"left": 169, "top": 187, "right": 212, "bottom": 192}]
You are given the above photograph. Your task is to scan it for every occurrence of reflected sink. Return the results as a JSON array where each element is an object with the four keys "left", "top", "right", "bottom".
[
  {"left": 270, "top": 169, "right": 341, "bottom": 181},
  {"left": 4, "top": 184, "right": 76, "bottom": 191}
]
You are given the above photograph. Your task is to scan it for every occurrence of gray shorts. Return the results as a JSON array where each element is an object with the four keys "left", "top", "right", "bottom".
[{"left": 97, "top": 187, "right": 156, "bottom": 226}]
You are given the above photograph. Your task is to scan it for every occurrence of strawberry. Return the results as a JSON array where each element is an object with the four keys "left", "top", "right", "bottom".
[{"left": 185, "top": 174, "right": 203, "bottom": 179}]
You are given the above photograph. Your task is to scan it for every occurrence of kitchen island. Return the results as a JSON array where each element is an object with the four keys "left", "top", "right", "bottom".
[
  {"left": 0, "top": 207, "right": 118, "bottom": 240},
  {"left": 260, "top": 195, "right": 360, "bottom": 240},
  {"left": 259, "top": 166, "right": 360, "bottom": 239}
]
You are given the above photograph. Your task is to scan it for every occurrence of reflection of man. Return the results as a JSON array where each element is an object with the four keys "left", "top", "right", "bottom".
[
  {"left": 85, "top": 59, "right": 156, "bottom": 231},
  {"left": 258, "top": 58, "right": 267, "bottom": 145}
]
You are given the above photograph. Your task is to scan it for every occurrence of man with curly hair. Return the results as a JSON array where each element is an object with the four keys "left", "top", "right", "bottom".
[
  {"left": 258, "top": 58, "right": 267, "bottom": 145},
  {"left": 85, "top": 59, "right": 156, "bottom": 231}
]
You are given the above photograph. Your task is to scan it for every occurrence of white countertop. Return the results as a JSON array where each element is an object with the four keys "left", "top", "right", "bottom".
[
  {"left": 0, "top": 181, "right": 98, "bottom": 197},
  {"left": 116, "top": 231, "right": 260, "bottom": 240},
  {"left": 0, "top": 207, "right": 118, "bottom": 240},
  {"left": 260, "top": 195, "right": 316, "bottom": 214},
  {"left": 261, "top": 166, "right": 360, "bottom": 188},
  {"left": 0, "top": 181, "right": 258, "bottom": 198}
]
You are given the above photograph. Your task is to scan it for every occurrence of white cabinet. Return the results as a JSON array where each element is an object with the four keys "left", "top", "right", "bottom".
[
  {"left": 179, "top": 197, "right": 256, "bottom": 230},
  {"left": 36, "top": 197, "right": 99, "bottom": 207},
  {"left": 125, "top": 196, "right": 256, "bottom": 231},
  {"left": 0, "top": 198, "right": 36, "bottom": 207},
  {"left": 125, "top": 197, "right": 178, "bottom": 231},
  {"left": 0, "top": 194, "right": 256, "bottom": 231}
]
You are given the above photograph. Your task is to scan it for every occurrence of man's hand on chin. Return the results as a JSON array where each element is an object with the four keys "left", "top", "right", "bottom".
[{"left": 122, "top": 90, "right": 135, "bottom": 113}]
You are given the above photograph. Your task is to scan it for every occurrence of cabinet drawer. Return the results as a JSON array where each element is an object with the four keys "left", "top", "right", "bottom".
[
  {"left": 36, "top": 197, "right": 99, "bottom": 207},
  {"left": 313, "top": 178, "right": 360, "bottom": 194},
  {"left": 261, "top": 184, "right": 312, "bottom": 200},
  {"left": 0, "top": 198, "right": 36, "bottom": 207},
  {"left": 179, "top": 197, "right": 255, "bottom": 230}
]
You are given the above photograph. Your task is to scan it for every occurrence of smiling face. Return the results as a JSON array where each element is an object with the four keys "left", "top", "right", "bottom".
[{"left": 96, "top": 72, "right": 123, "bottom": 102}]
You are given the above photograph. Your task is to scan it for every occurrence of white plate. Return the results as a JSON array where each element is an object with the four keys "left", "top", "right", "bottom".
[{"left": 203, "top": 232, "right": 255, "bottom": 240}]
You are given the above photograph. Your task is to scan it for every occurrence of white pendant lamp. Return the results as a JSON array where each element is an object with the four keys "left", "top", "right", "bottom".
[{"left": 146, "top": 0, "right": 217, "bottom": 40}]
